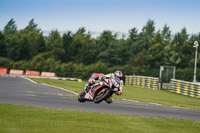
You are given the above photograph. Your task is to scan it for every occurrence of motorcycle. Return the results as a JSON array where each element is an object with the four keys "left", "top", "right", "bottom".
[{"left": 78, "top": 76, "right": 120, "bottom": 103}]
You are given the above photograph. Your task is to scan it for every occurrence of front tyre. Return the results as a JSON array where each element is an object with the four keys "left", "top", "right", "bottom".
[
  {"left": 94, "top": 89, "right": 110, "bottom": 104},
  {"left": 78, "top": 91, "right": 86, "bottom": 102}
]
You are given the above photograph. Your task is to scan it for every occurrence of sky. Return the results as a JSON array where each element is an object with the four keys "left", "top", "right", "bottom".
[{"left": 1, "top": 0, "right": 200, "bottom": 35}]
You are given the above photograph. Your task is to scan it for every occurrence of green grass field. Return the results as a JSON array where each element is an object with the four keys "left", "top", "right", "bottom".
[
  {"left": 30, "top": 78, "right": 200, "bottom": 110},
  {"left": 0, "top": 103, "right": 200, "bottom": 133}
]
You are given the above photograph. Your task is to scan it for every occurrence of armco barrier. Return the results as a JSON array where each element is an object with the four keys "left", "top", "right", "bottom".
[
  {"left": 125, "top": 75, "right": 159, "bottom": 90},
  {"left": 25, "top": 70, "right": 40, "bottom": 76},
  {"left": 0, "top": 68, "right": 9, "bottom": 74},
  {"left": 9, "top": 69, "right": 25, "bottom": 75},
  {"left": 170, "top": 79, "right": 200, "bottom": 99},
  {"left": 41, "top": 72, "right": 57, "bottom": 77}
]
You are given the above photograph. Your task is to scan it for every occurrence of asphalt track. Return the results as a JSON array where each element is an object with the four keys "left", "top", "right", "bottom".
[{"left": 0, "top": 75, "right": 200, "bottom": 120}]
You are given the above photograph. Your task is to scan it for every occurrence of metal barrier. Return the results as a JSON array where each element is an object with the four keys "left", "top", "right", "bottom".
[
  {"left": 170, "top": 79, "right": 200, "bottom": 99},
  {"left": 125, "top": 76, "right": 159, "bottom": 90}
]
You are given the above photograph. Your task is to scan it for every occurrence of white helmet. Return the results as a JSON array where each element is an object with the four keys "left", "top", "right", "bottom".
[{"left": 114, "top": 71, "right": 123, "bottom": 80}]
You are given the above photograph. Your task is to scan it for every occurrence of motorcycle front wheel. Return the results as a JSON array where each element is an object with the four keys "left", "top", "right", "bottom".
[
  {"left": 78, "top": 91, "right": 86, "bottom": 102},
  {"left": 93, "top": 89, "right": 110, "bottom": 104}
]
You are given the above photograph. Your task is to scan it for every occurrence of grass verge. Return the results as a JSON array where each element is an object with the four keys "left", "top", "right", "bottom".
[
  {"left": 30, "top": 78, "right": 86, "bottom": 93},
  {"left": 121, "top": 86, "right": 200, "bottom": 109},
  {"left": 30, "top": 78, "right": 200, "bottom": 110},
  {"left": 0, "top": 103, "right": 200, "bottom": 133}
]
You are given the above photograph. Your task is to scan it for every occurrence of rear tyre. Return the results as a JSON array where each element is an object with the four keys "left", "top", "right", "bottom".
[
  {"left": 94, "top": 89, "right": 110, "bottom": 104},
  {"left": 78, "top": 91, "right": 86, "bottom": 102}
]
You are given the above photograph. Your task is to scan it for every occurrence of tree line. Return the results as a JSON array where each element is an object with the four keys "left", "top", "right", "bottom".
[{"left": 0, "top": 18, "right": 200, "bottom": 81}]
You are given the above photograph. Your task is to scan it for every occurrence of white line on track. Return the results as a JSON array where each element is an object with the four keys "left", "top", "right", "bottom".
[
  {"left": 25, "top": 77, "right": 38, "bottom": 84},
  {"left": 24, "top": 77, "right": 79, "bottom": 95},
  {"left": 40, "top": 83, "right": 79, "bottom": 95},
  {"left": 25, "top": 77, "right": 79, "bottom": 95}
]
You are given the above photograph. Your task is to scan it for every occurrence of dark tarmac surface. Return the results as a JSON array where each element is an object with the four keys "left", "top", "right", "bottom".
[{"left": 0, "top": 75, "right": 200, "bottom": 120}]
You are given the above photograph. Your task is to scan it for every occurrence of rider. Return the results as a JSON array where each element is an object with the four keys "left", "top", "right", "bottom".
[{"left": 84, "top": 71, "right": 124, "bottom": 103}]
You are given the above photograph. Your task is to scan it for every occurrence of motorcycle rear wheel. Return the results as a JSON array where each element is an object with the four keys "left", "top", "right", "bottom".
[{"left": 93, "top": 89, "right": 110, "bottom": 104}]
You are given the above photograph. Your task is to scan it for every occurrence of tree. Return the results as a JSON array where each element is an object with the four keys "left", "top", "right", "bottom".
[
  {"left": 46, "top": 30, "right": 65, "bottom": 61},
  {"left": 168, "top": 28, "right": 189, "bottom": 67},
  {"left": 147, "top": 31, "right": 165, "bottom": 68},
  {"left": 161, "top": 25, "right": 172, "bottom": 65},
  {"left": 69, "top": 27, "right": 96, "bottom": 64},
  {"left": 127, "top": 27, "right": 138, "bottom": 51},
  {"left": 3, "top": 19, "right": 17, "bottom": 37},
  {"left": 24, "top": 19, "right": 38, "bottom": 31},
  {"left": 18, "top": 36, "right": 31, "bottom": 60},
  {"left": 98, "top": 42, "right": 122, "bottom": 67},
  {"left": 119, "top": 37, "right": 132, "bottom": 64},
  {"left": 0, "top": 31, "right": 7, "bottom": 57},
  {"left": 78, "top": 38, "right": 97, "bottom": 65},
  {"left": 62, "top": 32, "right": 72, "bottom": 62},
  {"left": 161, "top": 24, "right": 171, "bottom": 42},
  {"left": 47, "top": 30, "right": 62, "bottom": 49},
  {"left": 96, "top": 31, "right": 119, "bottom": 64},
  {"left": 139, "top": 19, "right": 156, "bottom": 51},
  {"left": 129, "top": 20, "right": 156, "bottom": 67},
  {"left": 66, "top": 28, "right": 86, "bottom": 62},
  {"left": 130, "top": 49, "right": 146, "bottom": 68},
  {"left": 125, "top": 28, "right": 138, "bottom": 63},
  {"left": 24, "top": 19, "right": 46, "bottom": 56},
  {"left": 5, "top": 31, "right": 21, "bottom": 61},
  {"left": 146, "top": 25, "right": 172, "bottom": 68},
  {"left": 3, "top": 19, "right": 18, "bottom": 60},
  {"left": 96, "top": 30, "right": 117, "bottom": 52}
]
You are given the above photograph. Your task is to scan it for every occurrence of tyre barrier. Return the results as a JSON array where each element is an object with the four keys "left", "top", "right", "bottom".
[
  {"left": 41, "top": 72, "right": 57, "bottom": 77},
  {"left": 0, "top": 68, "right": 9, "bottom": 74},
  {"left": 9, "top": 69, "right": 25, "bottom": 75},
  {"left": 25, "top": 70, "right": 40, "bottom": 76},
  {"left": 170, "top": 79, "right": 200, "bottom": 99},
  {"left": 125, "top": 75, "right": 159, "bottom": 90},
  {"left": 0, "top": 67, "right": 76, "bottom": 81}
]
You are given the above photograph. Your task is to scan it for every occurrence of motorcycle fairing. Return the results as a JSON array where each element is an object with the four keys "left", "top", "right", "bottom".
[{"left": 84, "top": 81, "right": 109, "bottom": 100}]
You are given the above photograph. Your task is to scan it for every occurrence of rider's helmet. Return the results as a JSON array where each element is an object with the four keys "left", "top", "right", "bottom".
[{"left": 114, "top": 71, "right": 123, "bottom": 80}]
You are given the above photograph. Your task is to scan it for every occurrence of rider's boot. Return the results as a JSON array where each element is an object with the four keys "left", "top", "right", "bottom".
[{"left": 105, "top": 95, "right": 113, "bottom": 104}]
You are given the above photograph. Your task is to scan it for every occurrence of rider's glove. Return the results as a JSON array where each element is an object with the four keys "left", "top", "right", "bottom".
[
  {"left": 115, "top": 91, "right": 122, "bottom": 95},
  {"left": 118, "top": 91, "right": 122, "bottom": 95}
]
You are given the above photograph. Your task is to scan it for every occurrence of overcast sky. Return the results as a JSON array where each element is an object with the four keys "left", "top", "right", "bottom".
[{"left": 1, "top": 0, "right": 200, "bottom": 34}]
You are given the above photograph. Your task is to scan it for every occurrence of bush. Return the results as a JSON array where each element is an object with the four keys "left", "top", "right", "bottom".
[
  {"left": 176, "top": 68, "right": 194, "bottom": 81},
  {"left": 83, "top": 62, "right": 108, "bottom": 79},
  {"left": 2, "top": 56, "right": 200, "bottom": 82},
  {"left": 11, "top": 60, "right": 30, "bottom": 70},
  {"left": 0, "top": 57, "right": 13, "bottom": 69}
]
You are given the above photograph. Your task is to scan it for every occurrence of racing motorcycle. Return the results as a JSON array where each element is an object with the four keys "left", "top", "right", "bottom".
[{"left": 78, "top": 76, "right": 120, "bottom": 104}]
